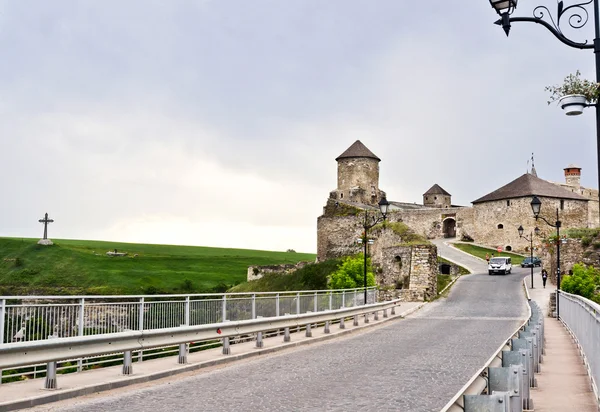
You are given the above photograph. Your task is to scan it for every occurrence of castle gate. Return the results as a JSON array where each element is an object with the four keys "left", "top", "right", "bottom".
[{"left": 443, "top": 218, "right": 456, "bottom": 238}]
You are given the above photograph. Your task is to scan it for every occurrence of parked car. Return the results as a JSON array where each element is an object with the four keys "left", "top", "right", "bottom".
[
  {"left": 488, "top": 257, "right": 512, "bottom": 275},
  {"left": 521, "top": 257, "right": 542, "bottom": 268}
]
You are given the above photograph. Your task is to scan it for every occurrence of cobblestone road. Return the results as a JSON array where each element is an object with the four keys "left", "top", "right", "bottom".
[{"left": 45, "top": 243, "right": 529, "bottom": 412}]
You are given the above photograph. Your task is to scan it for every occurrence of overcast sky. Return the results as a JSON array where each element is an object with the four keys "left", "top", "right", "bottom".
[{"left": 1, "top": 1, "right": 598, "bottom": 253}]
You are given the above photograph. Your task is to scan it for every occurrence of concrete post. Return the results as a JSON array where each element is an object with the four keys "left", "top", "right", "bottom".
[
  {"left": 353, "top": 315, "right": 359, "bottom": 327},
  {"left": 324, "top": 320, "right": 330, "bottom": 334},
  {"left": 284, "top": 326, "right": 291, "bottom": 342},
  {"left": 256, "top": 316, "right": 263, "bottom": 348},
  {"left": 178, "top": 343, "right": 188, "bottom": 364},
  {"left": 305, "top": 322, "right": 312, "bottom": 337},
  {"left": 374, "top": 311, "right": 379, "bottom": 321},
  {"left": 339, "top": 317, "right": 345, "bottom": 329},
  {"left": 383, "top": 308, "right": 388, "bottom": 318},
  {"left": 364, "top": 313, "right": 369, "bottom": 324},
  {"left": 223, "top": 336, "right": 231, "bottom": 355}
]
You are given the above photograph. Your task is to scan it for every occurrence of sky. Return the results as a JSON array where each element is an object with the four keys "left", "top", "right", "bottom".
[{"left": 1, "top": 1, "right": 599, "bottom": 253}]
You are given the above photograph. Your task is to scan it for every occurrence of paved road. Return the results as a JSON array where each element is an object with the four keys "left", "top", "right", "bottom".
[{"left": 44, "top": 242, "right": 529, "bottom": 412}]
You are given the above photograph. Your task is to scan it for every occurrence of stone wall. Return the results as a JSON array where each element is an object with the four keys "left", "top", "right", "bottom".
[
  {"left": 467, "top": 197, "right": 588, "bottom": 253},
  {"left": 393, "top": 207, "right": 472, "bottom": 240},
  {"left": 538, "top": 237, "right": 600, "bottom": 285},
  {"left": 247, "top": 261, "right": 310, "bottom": 282}
]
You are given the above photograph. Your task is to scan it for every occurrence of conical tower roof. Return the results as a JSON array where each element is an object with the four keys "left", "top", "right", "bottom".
[
  {"left": 335, "top": 140, "right": 381, "bottom": 162},
  {"left": 424, "top": 184, "right": 451, "bottom": 196}
]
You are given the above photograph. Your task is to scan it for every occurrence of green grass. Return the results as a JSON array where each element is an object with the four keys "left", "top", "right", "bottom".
[
  {"left": 452, "top": 243, "right": 525, "bottom": 265},
  {"left": 0, "top": 237, "right": 316, "bottom": 296},
  {"left": 437, "top": 274, "right": 453, "bottom": 294}
]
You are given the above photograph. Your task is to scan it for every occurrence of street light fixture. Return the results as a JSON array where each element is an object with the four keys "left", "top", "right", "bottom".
[
  {"left": 530, "top": 195, "right": 562, "bottom": 319},
  {"left": 360, "top": 197, "right": 389, "bottom": 305},
  {"left": 518, "top": 224, "right": 539, "bottom": 289},
  {"left": 489, "top": 0, "right": 600, "bottom": 226}
]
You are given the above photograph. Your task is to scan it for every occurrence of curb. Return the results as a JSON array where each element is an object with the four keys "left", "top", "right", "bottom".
[{"left": 0, "top": 303, "right": 427, "bottom": 411}]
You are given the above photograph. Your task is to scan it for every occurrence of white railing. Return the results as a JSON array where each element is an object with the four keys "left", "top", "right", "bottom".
[
  {"left": 558, "top": 291, "right": 600, "bottom": 404},
  {"left": 0, "top": 287, "right": 376, "bottom": 345}
]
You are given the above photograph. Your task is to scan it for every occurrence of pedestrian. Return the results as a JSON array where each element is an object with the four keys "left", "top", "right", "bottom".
[
  {"left": 485, "top": 253, "right": 490, "bottom": 264},
  {"left": 541, "top": 269, "right": 548, "bottom": 288}
]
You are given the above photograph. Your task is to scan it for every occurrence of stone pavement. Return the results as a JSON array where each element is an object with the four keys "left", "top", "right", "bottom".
[
  {"left": 0, "top": 302, "right": 425, "bottom": 411},
  {"left": 526, "top": 272, "right": 598, "bottom": 412}
]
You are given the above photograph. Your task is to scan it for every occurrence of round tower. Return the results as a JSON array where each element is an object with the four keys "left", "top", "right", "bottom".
[
  {"left": 564, "top": 164, "right": 581, "bottom": 190},
  {"left": 423, "top": 184, "right": 452, "bottom": 208},
  {"left": 332, "top": 140, "right": 384, "bottom": 206}
]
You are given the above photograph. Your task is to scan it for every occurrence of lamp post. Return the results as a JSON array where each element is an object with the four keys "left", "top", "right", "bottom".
[
  {"left": 518, "top": 225, "right": 539, "bottom": 289},
  {"left": 530, "top": 195, "right": 562, "bottom": 319},
  {"left": 489, "top": 0, "right": 600, "bottom": 226},
  {"left": 359, "top": 197, "right": 389, "bottom": 305}
]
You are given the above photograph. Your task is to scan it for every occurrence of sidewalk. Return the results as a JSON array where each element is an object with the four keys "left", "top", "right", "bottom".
[
  {"left": 0, "top": 302, "right": 424, "bottom": 411},
  {"left": 527, "top": 272, "right": 598, "bottom": 412}
]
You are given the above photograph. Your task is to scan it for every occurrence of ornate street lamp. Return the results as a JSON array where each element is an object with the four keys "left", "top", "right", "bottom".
[
  {"left": 518, "top": 224, "right": 539, "bottom": 289},
  {"left": 489, "top": 1, "right": 600, "bottom": 226},
  {"left": 360, "top": 197, "right": 389, "bottom": 305},
  {"left": 530, "top": 196, "right": 562, "bottom": 319}
]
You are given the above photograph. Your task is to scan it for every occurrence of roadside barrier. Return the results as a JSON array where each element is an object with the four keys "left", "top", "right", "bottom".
[{"left": 441, "top": 278, "right": 544, "bottom": 412}]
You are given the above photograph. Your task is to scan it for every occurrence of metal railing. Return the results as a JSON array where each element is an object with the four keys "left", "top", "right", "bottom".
[
  {"left": 0, "top": 287, "right": 376, "bottom": 346},
  {"left": 558, "top": 291, "right": 600, "bottom": 404}
]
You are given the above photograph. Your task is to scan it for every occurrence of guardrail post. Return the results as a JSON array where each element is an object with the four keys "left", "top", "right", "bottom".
[
  {"left": 339, "top": 317, "right": 345, "bottom": 329},
  {"left": 284, "top": 326, "right": 291, "bottom": 342},
  {"left": 374, "top": 310, "right": 379, "bottom": 321},
  {"left": 222, "top": 319, "right": 231, "bottom": 354},
  {"left": 305, "top": 312, "right": 312, "bottom": 337},
  {"left": 44, "top": 335, "right": 58, "bottom": 389},
  {"left": 464, "top": 391, "right": 510, "bottom": 411},
  {"left": 364, "top": 313, "right": 369, "bottom": 324},
  {"left": 488, "top": 365, "right": 521, "bottom": 412},
  {"left": 383, "top": 308, "right": 388, "bottom": 318},
  {"left": 353, "top": 315, "right": 359, "bottom": 327},
  {"left": 324, "top": 320, "right": 330, "bottom": 334},
  {"left": 256, "top": 316, "right": 264, "bottom": 348},
  {"left": 391, "top": 305, "right": 396, "bottom": 315},
  {"left": 178, "top": 343, "right": 188, "bottom": 364},
  {"left": 138, "top": 297, "right": 145, "bottom": 362},
  {"left": 123, "top": 350, "right": 133, "bottom": 374},
  {"left": 77, "top": 298, "right": 85, "bottom": 372}
]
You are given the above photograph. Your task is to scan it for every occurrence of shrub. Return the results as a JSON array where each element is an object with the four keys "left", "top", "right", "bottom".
[
  {"left": 581, "top": 236, "right": 593, "bottom": 248},
  {"left": 329, "top": 254, "right": 374, "bottom": 289},
  {"left": 561, "top": 263, "right": 599, "bottom": 302},
  {"left": 461, "top": 233, "right": 474, "bottom": 242},
  {"left": 286, "top": 249, "right": 296, "bottom": 253}
]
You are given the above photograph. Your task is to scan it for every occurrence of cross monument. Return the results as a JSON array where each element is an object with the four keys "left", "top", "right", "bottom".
[{"left": 38, "top": 213, "right": 54, "bottom": 245}]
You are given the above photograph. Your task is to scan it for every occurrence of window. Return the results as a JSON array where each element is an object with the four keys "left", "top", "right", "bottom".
[
  {"left": 505, "top": 246, "right": 512, "bottom": 251},
  {"left": 560, "top": 199, "right": 564, "bottom": 210},
  {"left": 497, "top": 224, "right": 504, "bottom": 229},
  {"left": 434, "top": 196, "right": 437, "bottom": 200},
  {"left": 340, "top": 193, "right": 343, "bottom": 199},
  {"left": 507, "top": 200, "right": 510, "bottom": 206},
  {"left": 425, "top": 196, "right": 428, "bottom": 201}
]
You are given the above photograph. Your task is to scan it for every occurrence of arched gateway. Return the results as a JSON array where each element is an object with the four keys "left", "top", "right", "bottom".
[{"left": 443, "top": 218, "right": 456, "bottom": 238}]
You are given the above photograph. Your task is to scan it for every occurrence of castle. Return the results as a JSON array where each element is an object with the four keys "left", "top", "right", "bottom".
[{"left": 316, "top": 141, "right": 599, "bottom": 300}]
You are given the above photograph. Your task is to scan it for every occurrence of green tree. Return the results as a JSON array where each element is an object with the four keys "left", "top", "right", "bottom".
[
  {"left": 329, "top": 254, "right": 375, "bottom": 289},
  {"left": 561, "top": 263, "right": 599, "bottom": 303}
]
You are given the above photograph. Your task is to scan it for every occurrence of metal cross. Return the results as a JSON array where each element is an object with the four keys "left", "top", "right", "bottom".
[{"left": 38, "top": 213, "right": 54, "bottom": 240}]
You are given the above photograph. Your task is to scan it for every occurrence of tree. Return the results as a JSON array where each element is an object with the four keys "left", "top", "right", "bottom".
[{"left": 329, "top": 254, "right": 375, "bottom": 290}]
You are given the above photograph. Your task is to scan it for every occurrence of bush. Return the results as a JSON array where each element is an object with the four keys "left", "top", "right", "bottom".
[
  {"left": 329, "top": 254, "right": 374, "bottom": 289},
  {"left": 561, "top": 263, "right": 600, "bottom": 302},
  {"left": 581, "top": 236, "right": 592, "bottom": 248},
  {"left": 286, "top": 249, "right": 296, "bottom": 253},
  {"left": 461, "top": 233, "right": 474, "bottom": 242}
]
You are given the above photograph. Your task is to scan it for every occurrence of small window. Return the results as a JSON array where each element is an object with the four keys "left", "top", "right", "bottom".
[
  {"left": 434, "top": 196, "right": 437, "bottom": 200},
  {"left": 505, "top": 246, "right": 512, "bottom": 251},
  {"left": 340, "top": 193, "right": 343, "bottom": 199},
  {"left": 497, "top": 224, "right": 504, "bottom": 229},
  {"left": 507, "top": 200, "right": 510, "bottom": 206},
  {"left": 560, "top": 199, "right": 564, "bottom": 210},
  {"left": 425, "top": 196, "right": 428, "bottom": 201}
]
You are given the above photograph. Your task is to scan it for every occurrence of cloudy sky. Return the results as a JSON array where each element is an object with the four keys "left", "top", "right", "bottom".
[{"left": 1, "top": 1, "right": 598, "bottom": 253}]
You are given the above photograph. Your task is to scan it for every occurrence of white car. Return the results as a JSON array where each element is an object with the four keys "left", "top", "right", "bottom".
[{"left": 488, "top": 257, "right": 512, "bottom": 275}]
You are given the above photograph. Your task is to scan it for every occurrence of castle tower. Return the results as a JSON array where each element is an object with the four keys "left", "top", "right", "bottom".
[
  {"left": 564, "top": 164, "right": 582, "bottom": 190},
  {"left": 423, "top": 184, "right": 452, "bottom": 208},
  {"left": 330, "top": 140, "right": 385, "bottom": 206}
]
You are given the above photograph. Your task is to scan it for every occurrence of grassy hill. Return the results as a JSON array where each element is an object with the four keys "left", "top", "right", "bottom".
[{"left": 0, "top": 237, "right": 316, "bottom": 296}]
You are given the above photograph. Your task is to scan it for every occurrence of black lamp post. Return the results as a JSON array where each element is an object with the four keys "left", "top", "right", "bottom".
[
  {"left": 359, "top": 197, "right": 389, "bottom": 305},
  {"left": 518, "top": 224, "right": 539, "bottom": 289},
  {"left": 530, "top": 196, "right": 562, "bottom": 319},
  {"left": 489, "top": 0, "right": 600, "bottom": 226}
]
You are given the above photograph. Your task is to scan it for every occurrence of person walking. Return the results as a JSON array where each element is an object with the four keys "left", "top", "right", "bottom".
[
  {"left": 485, "top": 253, "right": 490, "bottom": 264},
  {"left": 541, "top": 269, "right": 548, "bottom": 288}
]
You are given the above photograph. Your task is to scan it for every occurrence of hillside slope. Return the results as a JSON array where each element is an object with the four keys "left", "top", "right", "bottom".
[{"left": 0, "top": 238, "right": 315, "bottom": 295}]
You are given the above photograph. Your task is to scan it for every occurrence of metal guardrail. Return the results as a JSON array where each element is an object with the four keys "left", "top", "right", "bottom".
[
  {"left": 440, "top": 278, "right": 543, "bottom": 412},
  {"left": 0, "top": 287, "right": 377, "bottom": 345},
  {"left": 558, "top": 291, "right": 600, "bottom": 406},
  {"left": 0, "top": 298, "right": 401, "bottom": 389}
]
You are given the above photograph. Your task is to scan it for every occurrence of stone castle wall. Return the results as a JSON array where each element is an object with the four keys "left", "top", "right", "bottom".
[
  {"left": 466, "top": 197, "right": 588, "bottom": 253},
  {"left": 332, "top": 158, "right": 383, "bottom": 206},
  {"left": 247, "top": 262, "right": 311, "bottom": 282}
]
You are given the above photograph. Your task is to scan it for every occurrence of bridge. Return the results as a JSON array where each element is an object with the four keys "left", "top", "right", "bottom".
[{"left": 0, "top": 240, "right": 598, "bottom": 411}]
